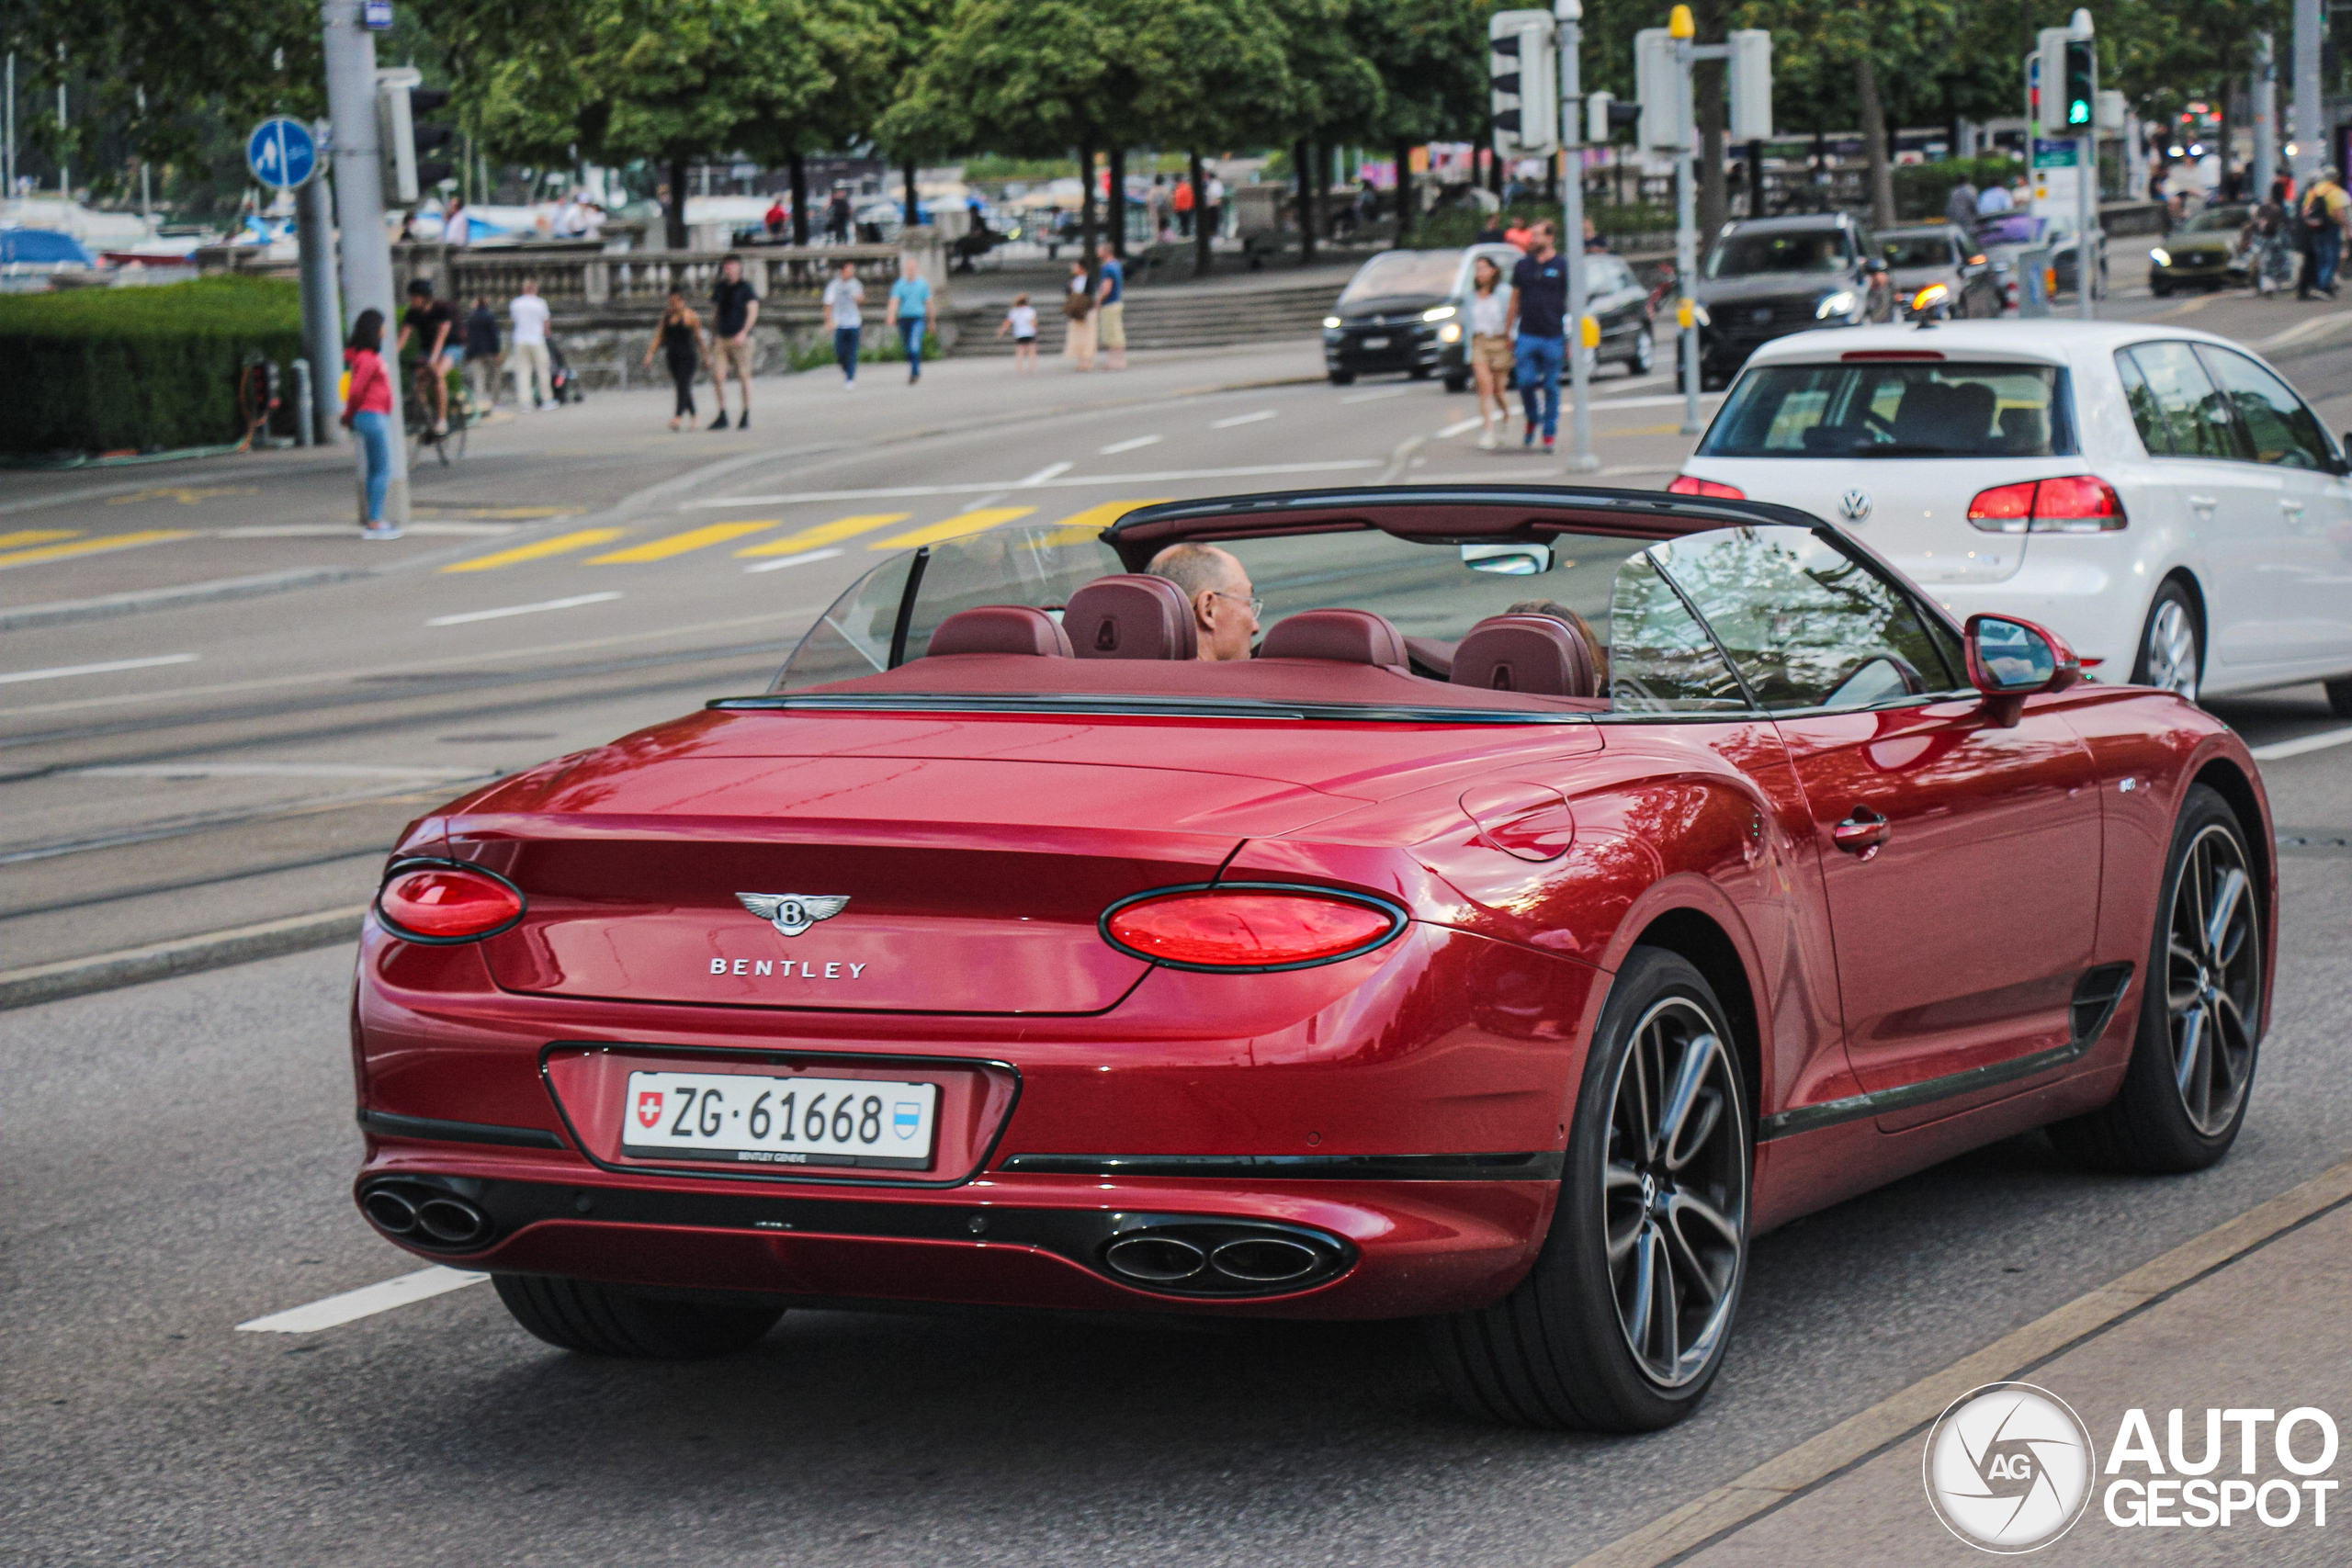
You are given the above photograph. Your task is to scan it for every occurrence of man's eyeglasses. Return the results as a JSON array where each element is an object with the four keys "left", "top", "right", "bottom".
[{"left": 1211, "top": 589, "right": 1264, "bottom": 616}]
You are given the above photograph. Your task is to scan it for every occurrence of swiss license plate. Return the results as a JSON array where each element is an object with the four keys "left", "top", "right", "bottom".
[
  {"left": 622, "top": 1070, "right": 939, "bottom": 1169},
  {"left": 1360, "top": 335, "right": 1390, "bottom": 349}
]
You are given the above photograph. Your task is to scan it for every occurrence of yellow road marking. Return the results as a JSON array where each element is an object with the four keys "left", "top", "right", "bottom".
[
  {"left": 867, "top": 507, "right": 1039, "bottom": 550},
  {"left": 587, "top": 521, "right": 777, "bottom": 564},
  {"left": 439, "top": 527, "right": 626, "bottom": 572},
  {"left": 0, "top": 530, "right": 80, "bottom": 550},
  {"left": 0, "top": 530, "right": 196, "bottom": 570},
  {"left": 736, "top": 513, "right": 912, "bottom": 557},
  {"left": 105, "top": 485, "right": 257, "bottom": 506},
  {"left": 1021, "top": 500, "right": 1172, "bottom": 548}
]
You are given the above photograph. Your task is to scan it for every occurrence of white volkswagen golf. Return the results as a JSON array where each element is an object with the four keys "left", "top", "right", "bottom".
[{"left": 1670, "top": 320, "right": 2352, "bottom": 710}]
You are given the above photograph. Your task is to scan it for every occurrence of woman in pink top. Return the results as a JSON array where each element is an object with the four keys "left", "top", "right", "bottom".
[{"left": 341, "top": 309, "right": 400, "bottom": 540}]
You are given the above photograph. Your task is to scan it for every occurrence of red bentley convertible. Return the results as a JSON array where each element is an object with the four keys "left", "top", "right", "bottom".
[{"left": 351, "top": 487, "right": 2273, "bottom": 1431}]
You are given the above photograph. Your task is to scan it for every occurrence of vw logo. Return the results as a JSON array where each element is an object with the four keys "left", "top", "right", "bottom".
[
  {"left": 1922, "top": 1382, "right": 2096, "bottom": 1553},
  {"left": 1838, "top": 489, "right": 1873, "bottom": 522}
]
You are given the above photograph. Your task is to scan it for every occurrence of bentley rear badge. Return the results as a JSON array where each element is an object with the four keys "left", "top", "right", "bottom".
[{"left": 735, "top": 893, "right": 850, "bottom": 937}]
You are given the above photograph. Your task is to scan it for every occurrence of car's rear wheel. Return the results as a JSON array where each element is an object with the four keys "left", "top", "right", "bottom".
[
  {"left": 492, "top": 1274, "right": 784, "bottom": 1359},
  {"left": 1429, "top": 947, "right": 1749, "bottom": 1431},
  {"left": 2131, "top": 580, "right": 2202, "bottom": 701},
  {"left": 1328, "top": 371, "right": 1356, "bottom": 387},
  {"left": 2048, "top": 784, "right": 2263, "bottom": 1173}
]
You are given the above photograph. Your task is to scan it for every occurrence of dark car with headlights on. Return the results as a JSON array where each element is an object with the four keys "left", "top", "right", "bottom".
[
  {"left": 2148, "top": 204, "right": 2251, "bottom": 295},
  {"left": 1879, "top": 223, "right": 2003, "bottom": 319},
  {"left": 1692, "top": 213, "right": 1879, "bottom": 388},
  {"left": 1323, "top": 245, "right": 1519, "bottom": 387}
]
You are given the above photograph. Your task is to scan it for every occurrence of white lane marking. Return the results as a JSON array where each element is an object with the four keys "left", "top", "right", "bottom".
[
  {"left": 1340, "top": 387, "right": 1413, "bottom": 404},
  {"left": 425, "top": 592, "right": 623, "bottom": 627},
  {"left": 0, "top": 653, "right": 198, "bottom": 685},
  {"left": 1211, "top": 409, "right": 1278, "bottom": 428},
  {"left": 72, "top": 761, "right": 493, "bottom": 780},
  {"left": 2254, "top": 312, "right": 2352, "bottom": 351},
  {"left": 237, "top": 1266, "right": 489, "bottom": 1334},
  {"left": 1018, "top": 460, "right": 1076, "bottom": 485},
  {"left": 1436, "top": 416, "right": 1485, "bottom": 438},
  {"left": 1098, "top": 434, "right": 1163, "bottom": 455},
  {"left": 744, "top": 547, "right": 846, "bottom": 574},
  {"left": 1587, "top": 391, "right": 1728, "bottom": 412},
  {"left": 687, "top": 459, "right": 1381, "bottom": 510},
  {"left": 2251, "top": 726, "right": 2352, "bottom": 761}
]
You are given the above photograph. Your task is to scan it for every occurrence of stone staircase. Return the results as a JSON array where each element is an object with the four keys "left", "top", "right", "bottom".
[{"left": 947, "top": 276, "right": 1343, "bottom": 357}]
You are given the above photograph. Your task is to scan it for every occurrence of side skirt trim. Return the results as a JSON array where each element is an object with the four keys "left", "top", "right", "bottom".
[{"left": 993, "top": 1152, "right": 1566, "bottom": 1179}]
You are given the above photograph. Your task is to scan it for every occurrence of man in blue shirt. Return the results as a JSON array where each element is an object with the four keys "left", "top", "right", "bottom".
[
  {"left": 884, "top": 255, "right": 933, "bottom": 383},
  {"left": 1506, "top": 220, "right": 1568, "bottom": 452},
  {"left": 1097, "top": 254, "right": 1127, "bottom": 370}
]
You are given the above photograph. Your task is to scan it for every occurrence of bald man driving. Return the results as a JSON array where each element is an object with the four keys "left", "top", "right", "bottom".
[{"left": 1147, "top": 542, "right": 1261, "bottom": 661}]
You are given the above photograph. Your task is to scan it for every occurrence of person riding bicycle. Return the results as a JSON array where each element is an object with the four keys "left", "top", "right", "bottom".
[{"left": 398, "top": 277, "right": 458, "bottom": 435}]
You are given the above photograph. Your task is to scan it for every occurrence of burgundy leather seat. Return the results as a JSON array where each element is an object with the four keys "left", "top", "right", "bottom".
[
  {"left": 1063, "top": 575, "right": 1199, "bottom": 660},
  {"left": 925, "top": 605, "right": 1073, "bottom": 658},
  {"left": 1450, "top": 615, "right": 1600, "bottom": 697},
  {"left": 1259, "top": 608, "right": 1409, "bottom": 671}
]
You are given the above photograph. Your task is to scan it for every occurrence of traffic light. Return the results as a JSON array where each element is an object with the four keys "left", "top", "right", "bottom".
[
  {"left": 1634, "top": 28, "right": 1679, "bottom": 150},
  {"left": 1727, "top": 29, "right": 1773, "bottom": 141},
  {"left": 1586, "top": 92, "right": 1641, "bottom": 145},
  {"left": 1489, "top": 11, "right": 1558, "bottom": 156},
  {"left": 376, "top": 68, "right": 458, "bottom": 202},
  {"left": 2063, "top": 38, "right": 2096, "bottom": 130}
]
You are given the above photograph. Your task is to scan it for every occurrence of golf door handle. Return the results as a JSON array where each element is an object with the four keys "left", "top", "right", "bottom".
[
  {"left": 2279, "top": 498, "right": 2306, "bottom": 514},
  {"left": 1832, "top": 807, "right": 1892, "bottom": 859},
  {"left": 2187, "top": 494, "right": 2219, "bottom": 511}
]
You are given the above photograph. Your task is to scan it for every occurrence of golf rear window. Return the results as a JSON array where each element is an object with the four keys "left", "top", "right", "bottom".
[{"left": 1699, "top": 361, "right": 2075, "bottom": 458}]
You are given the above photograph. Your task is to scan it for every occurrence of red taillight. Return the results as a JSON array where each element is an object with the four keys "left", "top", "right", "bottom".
[
  {"left": 1102, "top": 887, "right": 1402, "bottom": 971},
  {"left": 376, "top": 864, "right": 526, "bottom": 942},
  {"left": 1668, "top": 474, "right": 1747, "bottom": 500},
  {"left": 1967, "top": 476, "right": 2127, "bottom": 535}
]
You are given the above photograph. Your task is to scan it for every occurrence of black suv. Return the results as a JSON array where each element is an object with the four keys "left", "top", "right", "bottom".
[{"left": 1693, "top": 213, "right": 1880, "bottom": 388}]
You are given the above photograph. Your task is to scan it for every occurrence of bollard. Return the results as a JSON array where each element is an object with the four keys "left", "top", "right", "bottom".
[{"left": 293, "top": 359, "right": 316, "bottom": 447}]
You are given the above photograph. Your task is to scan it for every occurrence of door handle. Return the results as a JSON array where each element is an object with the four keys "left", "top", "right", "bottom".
[
  {"left": 2280, "top": 498, "right": 2306, "bottom": 514},
  {"left": 2187, "top": 494, "right": 2219, "bottom": 511},
  {"left": 1832, "top": 808, "right": 1892, "bottom": 860}
]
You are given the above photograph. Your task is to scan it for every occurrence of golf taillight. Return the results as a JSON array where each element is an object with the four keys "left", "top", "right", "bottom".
[
  {"left": 1967, "top": 476, "right": 2127, "bottom": 534},
  {"left": 1102, "top": 888, "right": 1403, "bottom": 971},
  {"left": 1668, "top": 475, "right": 1747, "bottom": 500},
  {"left": 376, "top": 864, "right": 526, "bottom": 942}
]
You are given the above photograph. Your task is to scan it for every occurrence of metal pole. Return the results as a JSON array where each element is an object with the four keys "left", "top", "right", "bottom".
[
  {"left": 2255, "top": 35, "right": 2277, "bottom": 200},
  {"left": 298, "top": 160, "right": 344, "bottom": 445},
  {"left": 1559, "top": 0, "right": 1596, "bottom": 471},
  {"left": 2294, "top": 0, "right": 2322, "bottom": 188},
  {"left": 322, "top": 0, "right": 407, "bottom": 525},
  {"left": 1675, "top": 38, "right": 1700, "bottom": 434},
  {"left": 5, "top": 53, "right": 14, "bottom": 197},
  {"left": 2074, "top": 9, "right": 2096, "bottom": 321}
]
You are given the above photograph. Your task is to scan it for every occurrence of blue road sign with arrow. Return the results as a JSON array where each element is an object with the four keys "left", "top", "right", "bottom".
[{"left": 246, "top": 117, "right": 319, "bottom": 189}]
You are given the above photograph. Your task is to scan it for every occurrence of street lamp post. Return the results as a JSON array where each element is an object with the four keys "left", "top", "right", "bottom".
[
  {"left": 321, "top": 0, "right": 408, "bottom": 525},
  {"left": 1557, "top": 0, "right": 1597, "bottom": 471},
  {"left": 2072, "top": 8, "right": 2096, "bottom": 322}
]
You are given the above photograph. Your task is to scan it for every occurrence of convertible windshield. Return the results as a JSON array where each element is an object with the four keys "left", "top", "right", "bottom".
[
  {"left": 1704, "top": 231, "right": 1850, "bottom": 278},
  {"left": 1338, "top": 249, "right": 1464, "bottom": 304},
  {"left": 1700, "top": 361, "right": 2073, "bottom": 458}
]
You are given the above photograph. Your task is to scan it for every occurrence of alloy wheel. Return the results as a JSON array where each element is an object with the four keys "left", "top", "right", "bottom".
[
  {"left": 2165, "top": 824, "right": 2261, "bottom": 1136},
  {"left": 1604, "top": 997, "right": 1747, "bottom": 1388},
  {"left": 2143, "top": 596, "right": 2199, "bottom": 700}
]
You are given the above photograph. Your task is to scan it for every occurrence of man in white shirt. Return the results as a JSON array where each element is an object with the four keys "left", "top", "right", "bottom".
[
  {"left": 1205, "top": 174, "right": 1227, "bottom": 237},
  {"left": 507, "top": 278, "right": 556, "bottom": 410},
  {"left": 1976, "top": 182, "right": 2014, "bottom": 216},
  {"left": 821, "top": 260, "right": 865, "bottom": 389}
]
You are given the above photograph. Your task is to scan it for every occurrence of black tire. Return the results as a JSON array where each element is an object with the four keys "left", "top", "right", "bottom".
[
  {"left": 1429, "top": 947, "right": 1750, "bottom": 1432},
  {"left": 1443, "top": 374, "right": 1471, "bottom": 393},
  {"left": 2129, "top": 578, "right": 2202, "bottom": 701},
  {"left": 2151, "top": 278, "right": 2171, "bottom": 298},
  {"left": 1328, "top": 371, "right": 1356, "bottom": 386},
  {"left": 2324, "top": 675, "right": 2352, "bottom": 717},
  {"left": 492, "top": 1274, "right": 783, "bottom": 1359},
  {"left": 1408, "top": 365, "right": 1433, "bottom": 380},
  {"left": 2048, "top": 784, "right": 2264, "bottom": 1174}
]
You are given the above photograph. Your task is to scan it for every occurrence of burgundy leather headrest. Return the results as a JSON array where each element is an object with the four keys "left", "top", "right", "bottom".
[
  {"left": 1259, "top": 608, "right": 1408, "bottom": 670},
  {"left": 1451, "top": 615, "right": 1599, "bottom": 697},
  {"left": 1063, "top": 574, "right": 1199, "bottom": 660},
  {"left": 925, "top": 605, "right": 1073, "bottom": 658}
]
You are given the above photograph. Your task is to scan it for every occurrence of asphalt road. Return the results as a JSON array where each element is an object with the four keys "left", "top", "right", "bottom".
[{"left": 6, "top": 265, "right": 2352, "bottom": 1565}]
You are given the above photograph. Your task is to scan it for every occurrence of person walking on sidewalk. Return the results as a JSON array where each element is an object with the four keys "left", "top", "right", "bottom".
[
  {"left": 1944, "top": 176, "right": 1977, "bottom": 231},
  {"left": 885, "top": 254, "right": 933, "bottom": 383},
  {"left": 462, "top": 295, "right": 500, "bottom": 411},
  {"left": 827, "top": 185, "right": 852, "bottom": 244},
  {"left": 999, "top": 293, "right": 1039, "bottom": 372},
  {"left": 2298, "top": 168, "right": 2349, "bottom": 299},
  {"left": 506, "top": 278, "right": 554, "bottom": 411},
  {"left": 1506, "top": 220, "right": 1568, "bottom": 453},
  {"left": 1095, "top": 252, "right": 1127, "bottom": 370},
  {"left": 643, "top": 290, "right": 707, "bottom": 430},
  {"left": 1467, "top": 254, "right": 1513, "bottom": 449},
  {"left": 709, "top": 254, "right": 759, "bottom": 428},
  {"left": 1063, "top": 258, "right": 1098, "bottom": 370},
  {"left": 341, "top": 309, "right": 400, "bottom": 541},
  {"left": 822, "top": 259, "right": 865, "bottom": 389}
]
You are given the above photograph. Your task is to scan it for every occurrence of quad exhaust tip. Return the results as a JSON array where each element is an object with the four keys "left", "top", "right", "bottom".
[
  {"left": 1098, "top": 1218, "right": 1350, "bottom": 1296},
  {"left": 360, "top": 1181, "right": 492, "bottom": 1250}
]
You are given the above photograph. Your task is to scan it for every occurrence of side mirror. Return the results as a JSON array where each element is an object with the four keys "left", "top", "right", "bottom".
[{"left": 1964, "top": 613, "right": 2080, "bottom": 725}]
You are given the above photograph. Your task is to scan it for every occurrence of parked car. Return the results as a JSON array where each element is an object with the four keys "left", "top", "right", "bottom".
[
  {"left": 1321, "top": 244, "right": 1655, "bottom": 389},
  {"left": 1669, "top": 320, "right": 2352, "bottom": 711},
  {"left": 351, "top": 495, "right": 2272, "bottom": 1434},
  {"left": 1877, "top": 223, "right": 2003, "bottom": 319},
  {"left": 2149, "top": 203, "right": 2253, "bottom": 295},
  {"left": 1690, "top": 212, "right": 1881, "bottom": 388}
]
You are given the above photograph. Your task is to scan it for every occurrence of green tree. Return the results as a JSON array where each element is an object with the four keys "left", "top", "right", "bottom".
[{"left": 1351, "top": 0, "right": 1490, "bottom": 243}]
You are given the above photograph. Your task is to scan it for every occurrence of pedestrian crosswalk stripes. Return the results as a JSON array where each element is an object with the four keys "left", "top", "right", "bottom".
[
  {"left": 588, "top": 521, "right": 775, "bottom": 565},
  {"left": 1018, "top": 500, "right": 1171, "bottom": 548},
  {"left": 735, "top": 513, "right": 911, "bottom": 557},
  {"left": 439, "top": 527, "right": 627, "bottom": 573},
  {"left": 0, "top": 530, "right": 80, "bottom": 551},
  {"left": 866, "top": 507, "right": 1038, "bottom": 550},
  {"left": 0, "top": 530, "right": 196, "bottom": 570}
]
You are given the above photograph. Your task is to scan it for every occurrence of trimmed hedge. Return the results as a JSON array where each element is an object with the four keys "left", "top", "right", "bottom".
[{"left": 0, "top": 276, "right": 305, "bottom": 456}]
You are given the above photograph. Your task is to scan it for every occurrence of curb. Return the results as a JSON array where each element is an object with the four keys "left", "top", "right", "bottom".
[
  {"left": 1566, "top": 1152, "right": 2352, "bottom": 1568},
  {"left": 0, "top": 564, "right": 374, "bottom": 634},
  {"left": 0, "top": 904, "right": 369, "bottom": 1011}
]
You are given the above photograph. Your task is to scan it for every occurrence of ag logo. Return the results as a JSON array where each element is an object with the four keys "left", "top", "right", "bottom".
[
  {"left": 1923, "top": 1382, "right": 2096, "bottom": 1553},
  {"left": 635, "top": 1090, "right": 664, "bottom": 1129}
]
